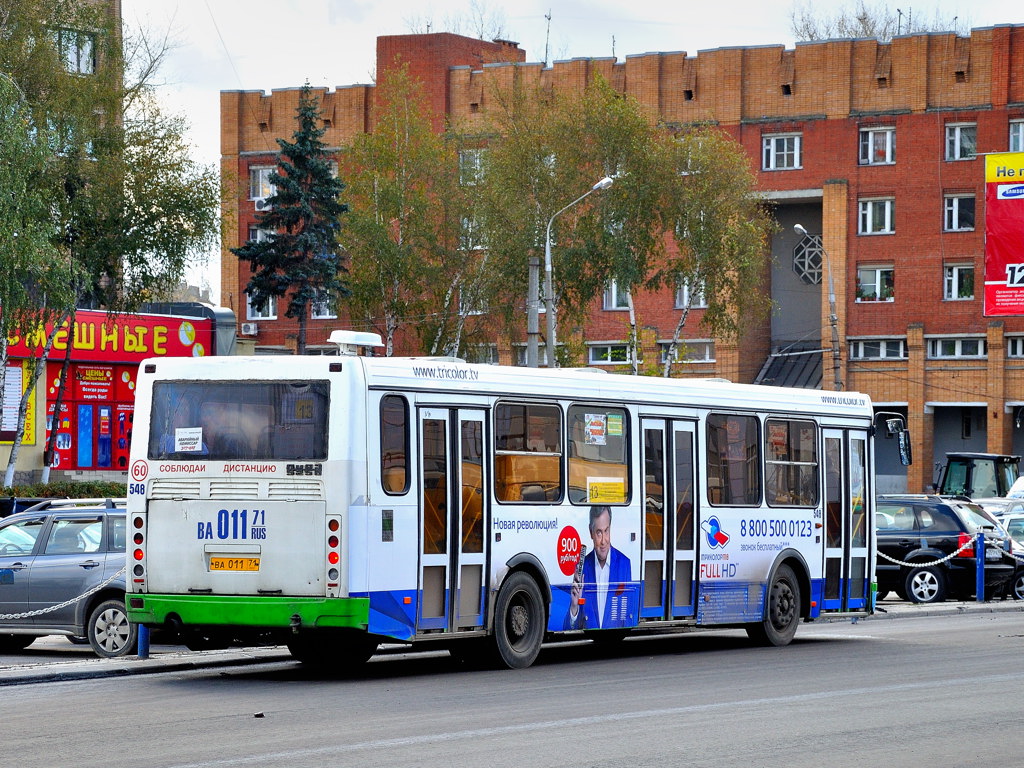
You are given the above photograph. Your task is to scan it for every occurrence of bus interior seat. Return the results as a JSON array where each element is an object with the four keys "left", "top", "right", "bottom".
[{"left": 520, "top": 484, "right": 547, "bottom": 502}]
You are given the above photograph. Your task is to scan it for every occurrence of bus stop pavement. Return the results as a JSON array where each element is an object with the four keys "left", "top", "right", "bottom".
[{"left": 2, "top": 599, "right": 1022, "bottom": 686}]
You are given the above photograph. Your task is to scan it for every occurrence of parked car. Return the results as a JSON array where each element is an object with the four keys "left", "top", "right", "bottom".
[
  {"left": 993, "top": 508, "right": 1024, "bottom": 600},
  {"left": 0, "top": 498, "right": 135, "bottom": 657},
  {"left": 876, "top": 494, "right": 1014, "bottom": 603}
]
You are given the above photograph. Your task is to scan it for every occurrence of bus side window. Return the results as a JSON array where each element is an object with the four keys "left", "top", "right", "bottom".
[
  {"left": 494, "top": 403, "right": 562, "bottom": 503},
  {"left": 381, "top": 395, "right": 409, "bottom": 494}
]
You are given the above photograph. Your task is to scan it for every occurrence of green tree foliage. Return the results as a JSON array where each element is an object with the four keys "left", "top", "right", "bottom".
[
  {"left": 342, "top": 66, "right": 482, "bottom": 357},
  {"left": 790, "top": 0, "right": 968, "bottom": 42},
  {"left": 477, "top": 76, "right": 773, "bottom": 371},
  {"left": 232, "top": 84, "right": 348, "bottom": 355}
]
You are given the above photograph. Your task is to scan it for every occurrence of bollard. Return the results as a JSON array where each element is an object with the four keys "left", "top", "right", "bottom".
[
  {"left": 976, "top": 531, "right": 986, "bottom": 603},
  {"left": 137, "top": 623, "right": 150, "bottom": 659}
]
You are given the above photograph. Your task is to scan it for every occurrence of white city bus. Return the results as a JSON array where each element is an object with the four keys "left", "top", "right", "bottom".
[{"left": 125, "top": 332, "right": 882, "bottom": 669}]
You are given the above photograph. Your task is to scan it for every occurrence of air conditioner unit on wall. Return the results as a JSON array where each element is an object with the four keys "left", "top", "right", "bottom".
[
  {"left": 240, "top": 322, "right": 259, "bottom": 336},
  {"left": 254, "top": 197, "right": 272, "bottom": 211}
]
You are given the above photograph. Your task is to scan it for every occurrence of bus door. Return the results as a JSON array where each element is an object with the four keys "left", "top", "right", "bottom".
[
  {"left": 822, "top": 429, "right": 870, "bottom": 611},
  {"left": 417, "top": 408, "right": 488, "bottom": 633},
  {"left": 640, "top": 419, "right": 697, "bottom": 620}
]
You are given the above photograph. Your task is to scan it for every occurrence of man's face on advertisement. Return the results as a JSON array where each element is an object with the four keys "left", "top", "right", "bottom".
[{"left": 591, "top": 510, "right": 611, "bottom": 566}]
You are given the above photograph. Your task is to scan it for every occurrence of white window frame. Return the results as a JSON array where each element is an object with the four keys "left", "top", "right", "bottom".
[
  {"left": 943, "top": 194, "right": 975, "bottom": 232},
  {"left": 943, "top": 264, "right": 975, "bottom": 300},
  {"left": 460, "top": 215, "right": 486, "bottom": 251},
  {"left": 465, "top": 344, "right": 499, "bottom": 365},
  {"left": 848, "top": 339, "right": 906, "bottom": 359},
  {"left": 589, "top": 344, "right": 637, "bottom": 365},
  {"left": 858, "top": 198, "right": 895, "bottom": 235},
  {"left": 603, "top": 280, "right": 630, "bottom": 310},
  {"left": 1008, "top": 337, "right": 1024, "bottom": 358},
  {"left": 945, "top": 123, "right": 977, "bottom": 161},
  {"left": 310, "top": 290, "right": 336, "bottom": 320},
  {"left": 55, "top": 28, "right": 95, "bottom": 75},
  {"left": 246, "top": 294, "right": 276, "bottom": 321},
  {"left": 859, "top": 126, "right": 895, "bottom": 165},
  {"left": 675, "top": 280, "right": 707, "bottom": 309},
  {"left": 1010, "top": 120, "right": 1024, "bottom": 153},
  {"left": 513, "top": 345, "right": 551, "bottom": 367},
  {"left": 459, "top": 148, "right": 485, "bottom": 185},
  {"left": 856, "top": 265, "right": 894, "bottom": 302},
  {"left": 927, "top": 337, "right": 987, "bottom": 359},
  {"left": 249, "top": 166, "right": 276, "bottom": 201},
  {"left": 661, "top": 340, "right": 715, "bottom": 364},
  {"left": 762, "top": 133, "right": 802, "bottom": 171}
]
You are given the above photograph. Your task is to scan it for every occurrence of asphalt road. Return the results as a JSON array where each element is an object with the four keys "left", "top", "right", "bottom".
[{"left": 4, "top": 608, "right": 1024, "bottom": 768}]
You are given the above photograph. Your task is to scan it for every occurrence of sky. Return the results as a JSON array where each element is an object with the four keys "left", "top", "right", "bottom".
[{"left": 119, "top": 0, "right": 1023, "bottom": 302}]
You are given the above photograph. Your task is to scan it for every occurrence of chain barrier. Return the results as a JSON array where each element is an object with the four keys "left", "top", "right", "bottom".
[
  {"left": 0, "top": 565, "right": 126, "bottom": 621},
  {"left": 876, "top": 536, "right": 977, "bottom": 568}
]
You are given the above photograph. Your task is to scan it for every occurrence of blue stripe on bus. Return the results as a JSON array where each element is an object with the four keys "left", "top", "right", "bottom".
[{"left": 356, "top": 589, "right": 418, "bottom": 641}]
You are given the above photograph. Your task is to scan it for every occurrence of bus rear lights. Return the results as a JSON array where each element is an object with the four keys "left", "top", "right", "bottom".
[
  {"left": 328, "top": 551, "right": 340, "bottom": 564},
  {"left": 133, "top": 517, "right": 144, "bottom": 529},
  {"left": 328, "top": 535, "right": 339, "bottom": 548},
  {"left": 133, "top": 564, "right": 145, "bottom": 576},
  {"left": 328, "top": 518, "right": 340, "bottom": 532},
  {"left": 133, "top": 549, "right": 145, "bottom": 561},
  {"left": 133, "top": 532, "right": 144, "bottom": 545}
]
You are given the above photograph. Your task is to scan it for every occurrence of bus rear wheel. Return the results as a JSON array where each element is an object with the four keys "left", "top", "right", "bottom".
[
  {"left": 492, "top": 572, "right": 546, "bottom": 669},
  {"left": 746, "top": 564, "right": 801, "bottom": 647},
  {"left": 287, "top": 629, "right": 378, "bottom": 671}
]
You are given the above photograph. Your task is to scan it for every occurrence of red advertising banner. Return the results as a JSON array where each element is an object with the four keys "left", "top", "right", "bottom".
[
  {"left": 7, "top": 310, "right": 212, "bottom": 363},
  {"left": 984, "top": 152, "right": 1024, "bottom": 316}
]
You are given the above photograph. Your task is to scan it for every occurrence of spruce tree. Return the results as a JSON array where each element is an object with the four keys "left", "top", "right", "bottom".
[{"left": 232, "top": 83, "right": 348, "bottom": 354}]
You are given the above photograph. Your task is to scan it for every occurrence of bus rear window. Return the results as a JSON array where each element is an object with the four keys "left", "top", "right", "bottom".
[{"left": 148, "top": 381, "right": 329, "bottom": 461}]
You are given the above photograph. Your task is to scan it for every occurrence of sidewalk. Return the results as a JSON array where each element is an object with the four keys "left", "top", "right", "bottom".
[{"left": 2, "top": 599, "right": 1022, "bottom": 686}]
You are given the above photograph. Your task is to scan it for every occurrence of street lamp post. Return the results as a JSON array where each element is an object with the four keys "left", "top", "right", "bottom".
[
  {"left": 527, "top": 176, "right": 614, "bottom": 368},
  {"left": 794, "top": 223, "right": 842, "bottom": 391}
]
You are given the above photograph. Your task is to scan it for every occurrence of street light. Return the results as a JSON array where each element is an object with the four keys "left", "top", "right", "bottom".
[
  {"left": 794, "top": 223, "right": 842, "bottom": 391},
  {"left": 527, "top": 176, "right": 614, "bottom": 368}
]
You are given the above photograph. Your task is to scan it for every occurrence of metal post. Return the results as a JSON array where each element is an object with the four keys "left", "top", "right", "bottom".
[
  {"left": 137, "top": 624, "right": 151, "bottom": 659},
  {"left": 526, "top": 256, "right": 540, "bottom": 368},
  {"left": 976, "top": 531, "right": 985, "bottom": 603}
]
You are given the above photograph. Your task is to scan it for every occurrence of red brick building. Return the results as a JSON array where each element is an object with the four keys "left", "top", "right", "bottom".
[{"left": 219, "top": 26, "right": 1024, "bottom": 492}]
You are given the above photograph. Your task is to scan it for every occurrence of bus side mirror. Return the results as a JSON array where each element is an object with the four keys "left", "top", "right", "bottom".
[{"left": 880, "top": 414, "right": 912, "bottom": 466}]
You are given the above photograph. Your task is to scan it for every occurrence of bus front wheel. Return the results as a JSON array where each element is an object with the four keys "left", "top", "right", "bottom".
[
  {"left": 746, "top": 564, "right": 801, "bottom": 647},
  {"left": 493, "top": 571, "right": 546, "bottom": 669}
]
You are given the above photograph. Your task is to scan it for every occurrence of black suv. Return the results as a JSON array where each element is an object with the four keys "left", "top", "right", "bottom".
[
  {"left": 876, "top": 494, "right": 1014, "bottom": 603},
  {"left": 0, "top": 498, "right": 136, "bottom": 657}
]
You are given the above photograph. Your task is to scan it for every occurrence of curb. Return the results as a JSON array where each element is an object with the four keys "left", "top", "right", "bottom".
[{"left": 3, "top": 601, "right": 1023, "bottom": 685}]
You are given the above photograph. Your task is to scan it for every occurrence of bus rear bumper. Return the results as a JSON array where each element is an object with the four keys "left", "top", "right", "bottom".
[{"left": 127, "top": 594, "right": 370, "bottom": 631}]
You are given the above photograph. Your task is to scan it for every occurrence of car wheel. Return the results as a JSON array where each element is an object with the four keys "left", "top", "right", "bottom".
[
  {"left": 1012, "top": 572, "right": 1024, "bottom": 601},
  {"left": 0, "top": 634, "right": 36, "bottom": 652},
  {"left": 904, "top": 566, "right": 946, "bottom": 604},
  {"left": 88, "top": 599, "right": 139, "bottom": 658},
  {"left": 746, "top": 564, "right": 801, "bottom": 646},
  {"left": 67, "top": 635, "right": 90, "bottom": 645}
]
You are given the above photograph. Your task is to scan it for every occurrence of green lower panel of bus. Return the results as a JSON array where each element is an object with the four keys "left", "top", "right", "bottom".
[{"left": 127, "top": 594, "right": 370, "bottom": 630}]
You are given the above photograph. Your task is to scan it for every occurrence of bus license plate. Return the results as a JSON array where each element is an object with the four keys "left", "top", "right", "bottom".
[{"left": 210, "top": 557, "right": 260, "bottom": 572}]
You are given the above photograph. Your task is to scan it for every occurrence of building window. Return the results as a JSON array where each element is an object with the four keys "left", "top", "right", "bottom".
[
  {"left": 465, "top": 344, "right": 499, "bottom": 365},
  {"left": 1008, "top": 337, "right": 1024, "bottom": 358},
  {"left": 943, "top": 264, "right": 975, "bottom": 300},
  {"left": 513, "top": 345, "right": 551, "bottom": 367},
  {"left": 603, "top": 281, "right": 630, "bottom": 310},
  {"left": 589, "top": 344, "right": 635, "bottom": 365},
  {"left": 1010, "top": 120, "right": 1024, "bottom": 153},
  {"left": 762, "top": 133, "right": 802, "bottom": 170},
  {"left": 944, "top": 195, "right": 975, "bottom": 232},
  {"left": 459, "top": 148, "right": 485, "bottom": 185},
  {"left": 661, "top": 340, "right": 715, "bottom": 364},
  {"left": 675, "top": 280, "right": 707, "bottom": 309},
  {"left": 856, "top": 266, "right": 894, "bottom": 302},
  {"left": 54, "top": 28, "right": 95, "bottom": 74},
  {"left": 311, "top": 290, "right": 336, "bottom": 319},
  {"left": 849, "top": 339, "right": 906, "bottom": 359},
  {"left": 246, "top": 294, "right": 276, "bottom": 321},
  {"left": 927, "top": 337, "right": 987, "bottom": 359},
  {"left": 858, "top": 198, "right": 895, "bottom": 234},
  {"left": 859, "top": 126, "right": 895, "bottom": 165},
  {"left": 460, "top": 216, "right": 486, "bottom": 250},
  {"left": 945, "top": 123, "right": 977, "bottom": 161},
  {"left": 249, "top": 166, "right": 275, "bottom": 201}
]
